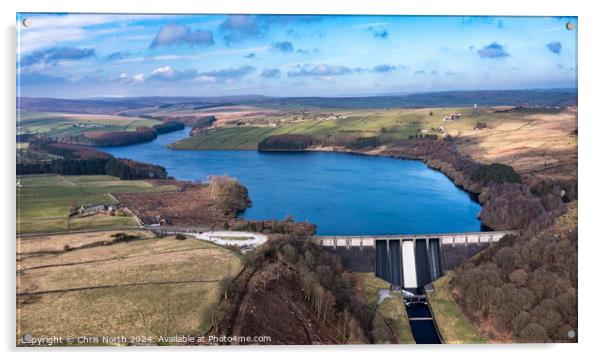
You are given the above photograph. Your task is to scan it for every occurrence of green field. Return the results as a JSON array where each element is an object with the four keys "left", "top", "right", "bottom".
[
  {"left": 170, "top": 107, "right": 519, "bottom": 150},
  {"left": 17, "top": 174, "right": 177, "bottom": 234},
  {"left": 18, "top": 112, "right": 160, "bottom": 139},
  {"left": 427, "top": 272, "right": 486, "bottom": 344}
]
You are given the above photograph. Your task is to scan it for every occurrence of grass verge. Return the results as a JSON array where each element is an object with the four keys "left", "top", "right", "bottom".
[
  {"left": 355, "top": 272, "right": 415, "bottom": 344},
  {"left": 427, "top": 271, "right": 486, "bottom": 344}
]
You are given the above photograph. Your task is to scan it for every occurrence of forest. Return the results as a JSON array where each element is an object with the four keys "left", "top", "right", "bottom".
[
  {"left": 82, "top": 126, "right": 158, "bottom": 146},
  {"left": 213, "top": 234, "right": 375, "bottom": 344},
  {"left": 17, "top": 139, "right": 167, "bottom": 179},
  {"left": 189, "top": 116, "right": 218, "bottom": 136},
  {"left": 152, "top": 121, "right": 185, "bottom": 134},
  {"left": 257, "top": 134, "right": 315, "bottom": 151},
  {"left": 470, "top": 163, "right": 522, "bottom": 184},
  {"left": 452, "top": 226, "right": 577, "bottom": 342}
]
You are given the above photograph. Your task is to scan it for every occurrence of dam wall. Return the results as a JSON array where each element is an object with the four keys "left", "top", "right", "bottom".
[{"left": 317, "top": 231, "right": 513, "bottom": 288}]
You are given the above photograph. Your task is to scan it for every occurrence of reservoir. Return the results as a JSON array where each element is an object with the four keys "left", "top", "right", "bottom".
[{"left": 100, "top": 127, "right": 482, "bottom": 235}]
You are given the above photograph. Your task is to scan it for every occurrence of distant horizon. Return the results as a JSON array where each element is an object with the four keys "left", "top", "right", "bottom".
[
  {"left": 17, "top": 14, "right": 577, "bottom": 98},
  {"left": 17, "top": 87, "right": 578, "bottom": 101}
]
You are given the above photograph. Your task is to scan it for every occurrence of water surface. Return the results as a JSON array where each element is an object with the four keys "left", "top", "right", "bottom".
[{"left": 100, "top": 128, "right": 482, "bottom": 235}]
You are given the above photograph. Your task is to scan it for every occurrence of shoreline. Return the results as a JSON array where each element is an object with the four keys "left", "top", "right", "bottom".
[
  {"left": 166, "top": 134, "right": 492, "bottom": 229},
  {"left": 104, "top": 126, "right": 571, "bottom": 235}
]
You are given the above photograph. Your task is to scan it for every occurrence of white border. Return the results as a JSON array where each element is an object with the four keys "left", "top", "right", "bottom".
[
  {"left": 7, "top": 0, "right": 582, "bottom": 16},
  {"left": 2, "top": 0, "right": 600, "bottom": 359}
]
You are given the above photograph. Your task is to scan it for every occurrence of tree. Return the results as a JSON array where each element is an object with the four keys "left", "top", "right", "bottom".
[
  {"left": 83, "top": 127, "right": 157, "bottom": 146},
  {"left": 518, "top": 323, "right": 549, "bottom": 343},
  {"left": 479, "top": 183, "right": 545, "bottom": 230},
  {"left": 202, "top": 302, "right": 225, "bottom": 332},
  {"left": 512, "top": 311, "right": 531, "bottom": 334},
  {"left": 258, "top": 134, "right": 315, "bottom": 151},
  {"left": 470, "top": 163, "right": 522, "bottom": 184},
  {"left": 509, "top": 269, "right": 528, "bottom": 287},
  {"left": 208, "top": 175, "right": 252, "bottom": 215},
  {"left": 493, "top": 246, "right": 522, "bottom": 272},
  {"left": 153, "top": 121, "right": 185, "bottom": 134}
]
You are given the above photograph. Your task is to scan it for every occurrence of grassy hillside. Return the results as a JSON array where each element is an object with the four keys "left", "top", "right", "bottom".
[
  {"left": 452, "top": 108, "right": 577, "bottom": 183},
  {"left": 170, "top": 108, "right": 462, "bottom": 150},
  {"left": 17, "top": 174, "right": 177, "bottom": 234},
  {"left": 17, "top": 112, "right": 160, "bottom": 139},
  {"left": 170, "top": 107, "right": 571, "bottom": 151},
  {"left": 17, "top": 232, "right": 243, "bottom": 343}
]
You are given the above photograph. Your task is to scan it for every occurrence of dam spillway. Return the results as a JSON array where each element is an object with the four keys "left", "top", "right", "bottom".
[
  {"left": 376, "top": 238, "right": 440, "bottom": 289},
  {"left": 317, "top": 231, "right": 513, "bottom": 289}
]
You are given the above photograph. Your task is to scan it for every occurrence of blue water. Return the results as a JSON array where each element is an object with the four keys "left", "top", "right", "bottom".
[{"left": 100, "top": 127, "right": 482, "bottom": 235}]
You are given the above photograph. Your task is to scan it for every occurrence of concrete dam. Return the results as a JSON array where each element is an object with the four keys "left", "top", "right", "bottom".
[{"left": 316, "top": 231, "right": 512, "bottom": 290}]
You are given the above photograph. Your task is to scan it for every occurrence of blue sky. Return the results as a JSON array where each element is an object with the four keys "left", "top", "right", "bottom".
[{"left": 16, "top": 14, "right": 577, "bottom": 98}]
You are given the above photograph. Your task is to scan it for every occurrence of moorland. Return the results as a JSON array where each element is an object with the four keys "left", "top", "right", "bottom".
[{"left": 16, "top": 89, "right": 578, "bottom": 344}]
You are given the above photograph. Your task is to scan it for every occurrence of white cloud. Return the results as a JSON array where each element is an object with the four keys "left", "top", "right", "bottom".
[
  {"left": 105, "top": 46, "right": 271, "bottom": 64},
  {"left": 17, "top": 14, "right": 178, "bottom": 52},
  {"left": 117, "top": 72, "right": 145, "bottom": 83},
  {"left": 132, "top": 73, "right": 145, "bottom": 82},
  {"left": 195, "top": 75, "right": 217, "bottom": 83},
  {"left": 152, "top": 66, "right": 174, "bottom": 75},
  {"left": 19, "top": 27, "right": 87, "bottom": 53}
]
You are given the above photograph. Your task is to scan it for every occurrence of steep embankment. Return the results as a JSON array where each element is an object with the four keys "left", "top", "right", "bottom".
[
  {"left": 214, "top": 236, "right": 377, "bottom": 345},
  {"left": 227, "top": 261, "right": 341, "bottom": 345}
]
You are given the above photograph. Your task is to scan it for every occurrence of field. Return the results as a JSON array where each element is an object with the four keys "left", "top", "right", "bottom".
[
  {"left": 355, "top": 272, "right": 414, "bottom": 344},
  {"left": 17, "top": 111, "right": 160, "bottom": 139},
  {"left": 17, "top": 231, "right": 243, "bottom": 343},
  {"left": 17, "top": 175, "right": 177, "bottom": 234},
  {"left": 169, "top": 105, "right": 576, "bottom": 176},
  {"left": 427, "top": 272, "right": 486, "bottom": 344},
  {"left": 170, "top": 108, "right": 456, "bottom": 150},
  {"left": 451, "top": 108, "right": 577, "bottom": 184}
]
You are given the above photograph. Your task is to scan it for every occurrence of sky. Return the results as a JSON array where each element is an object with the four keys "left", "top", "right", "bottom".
[{"left": 16, "top": 13, "right": 578, "bottom": 98}]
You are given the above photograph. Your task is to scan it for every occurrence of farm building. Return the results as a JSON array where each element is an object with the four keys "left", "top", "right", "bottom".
[
  {"left": 77, "top": 203, "right": 109, "bottom": 216},
  {"left": 443, "top": 113, "right": 462, "bottom": 121}
]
